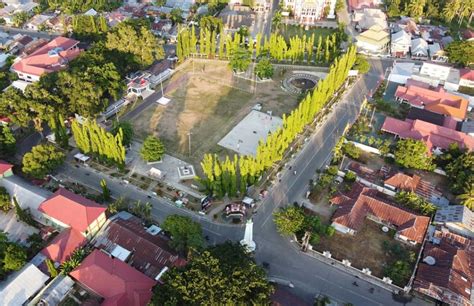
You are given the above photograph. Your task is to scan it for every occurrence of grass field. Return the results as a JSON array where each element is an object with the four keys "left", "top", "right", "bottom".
[
  {"left": 279, "top": 24, "right": 337, "bottom": 42},
  {"left": 131, "top": 59, "right": 302, "bottom": 166}
]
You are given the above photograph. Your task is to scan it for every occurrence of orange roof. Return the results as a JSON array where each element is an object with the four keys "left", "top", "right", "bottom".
[
  {"left": 395, "top": 85, "right": 468, "bottom": 120},
  {"left": 330, "top": 183, "right": 430, "bottom": 243},
  {"left": 41, "top": 228, "right": 87, "bottom": 264},
  {"left": 460, "top": 69, "right": 474, "bottom": 81},
  {"left": 38, "top": 188, "right": 106, "bottom": 232},
  {"left": 384, "top": 173, "right": 421, "bottom": 192},
  {"left": 11, "top": 37, "right": 82, "bottom": 78}
]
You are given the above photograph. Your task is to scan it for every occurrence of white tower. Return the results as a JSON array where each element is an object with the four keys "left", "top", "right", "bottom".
[{"left": 240, "top": 219, "right": 256, "bottom": 252}]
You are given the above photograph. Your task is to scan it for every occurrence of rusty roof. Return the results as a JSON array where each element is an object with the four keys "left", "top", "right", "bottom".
[{"left": 330, "top": 183, "right": 430, "bottom": 243}]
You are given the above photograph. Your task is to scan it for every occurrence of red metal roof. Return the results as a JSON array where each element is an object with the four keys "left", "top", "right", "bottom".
[
  {"left": 330, "top": 183, "right": 430, "bottom": 243},
  {"left": 70, "top": 249, "right": 156, "bottom": 306},
  {"left": 460, "top": 69, "right": 474, "bottom": 81},
  {"left": 38, "top": 188, "right": 106, "bottom": 233},
  {"left": 395, "top": 84, "right": 468, "bottom": 120},
  {"left": 94, "top": 214, "right": 187, "bottom": 279},
  {"left": 0, "top": 161, "right": 12, "bottom": 176},
  {"left": 41, "top": 228, "right": 87, "bottom": 264},
  {"left": 381, "top": 117, "right": 474, "bottom": 152},
  {"left": 11, "top": 37, "right": 82, "bottom": 78},
  {"left": 414, "top": 231, "right": 474, "bottom": 305}
]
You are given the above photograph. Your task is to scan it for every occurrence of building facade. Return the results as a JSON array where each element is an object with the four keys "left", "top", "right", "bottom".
[{"left": 283, "top": 0, "right": 336, "bottom": 24}]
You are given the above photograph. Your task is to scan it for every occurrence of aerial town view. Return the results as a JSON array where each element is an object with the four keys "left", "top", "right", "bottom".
[{"left": 0, "top": 0, "right": 472, "bottom": 305}]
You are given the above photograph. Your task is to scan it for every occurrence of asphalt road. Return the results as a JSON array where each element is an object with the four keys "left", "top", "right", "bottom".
[
  {"left": 59, "top": 58, "right": 434, "bottom": 305},
  {"left": 0, "top": 26, "right": 59, "bottom": 39}
]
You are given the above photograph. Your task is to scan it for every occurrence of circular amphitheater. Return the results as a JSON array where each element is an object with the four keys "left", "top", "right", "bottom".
[{"left": 282, "top": 73, "right": 319, "bottom": 95}]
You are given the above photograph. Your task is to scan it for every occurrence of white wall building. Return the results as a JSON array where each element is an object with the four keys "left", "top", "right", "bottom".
[
  {"left": 390, "top": 30, "right": 411, "bottom": 57},
  {"left": 283, "top": 0, "right": 336, "bottom": 24}
]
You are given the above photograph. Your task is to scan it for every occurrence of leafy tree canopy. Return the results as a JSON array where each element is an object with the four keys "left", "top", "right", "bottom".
[
  {"left": 353, "top": 55, "right": 371, "bottom": 74},
  {"left": 229, "top": 47, "right": 251, "bottom": 72},
  {"left": 162, "top": 215, "right": 204, "bottom": 253},
  {"left": 445, "top": 41, "right": 474, "bottom": 67},
  {"left": 255, "top": 58, "right": 274, "bottom": 79},
  {"left": 112, "top": 121, "right": 134, "bottom": 146},
  {"left": 140, "top": 135, "right": 165, "bottom": 162},
  {"left": 22, "top": 144, "right": 65, "bottom": 179},
  {"left": 394, "top": 139, "right": 433, "bottom": 171},
  {"left": 274, "top": 206, "right": 306, "bottom": 235},
  {"left": 151, "top": 242, "right": 273, "bottom": 305}
]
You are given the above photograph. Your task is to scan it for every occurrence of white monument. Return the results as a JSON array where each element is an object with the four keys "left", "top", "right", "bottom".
[{"left": 240, "top": 219, "right": 256, "bottom": 252}]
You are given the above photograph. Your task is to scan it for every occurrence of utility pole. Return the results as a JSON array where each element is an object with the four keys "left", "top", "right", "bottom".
[{"left": 188, "top": 132, "right": 192, "bottom": 156}]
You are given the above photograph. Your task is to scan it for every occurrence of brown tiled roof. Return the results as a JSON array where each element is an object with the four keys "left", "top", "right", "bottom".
[
  {"left": 94, "top": 214, "right": 187, "bottom": 279},
  {"left": 414, "top": 231, "right": 474, "bottom": 306},
  {"left": 384, "top": 173, "right": 421, "bottom": 192},
  {"left": 330, "top": 183, "right": 430, "bottom": 243}
]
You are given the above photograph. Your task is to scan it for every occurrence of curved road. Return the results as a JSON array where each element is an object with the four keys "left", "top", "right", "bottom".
[{"left": 61, "top": 58, "right": 434, "bottom": 305}]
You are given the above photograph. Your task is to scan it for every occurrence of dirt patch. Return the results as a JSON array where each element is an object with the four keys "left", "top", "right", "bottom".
[
  {"left": 314, "top": 220, "right": 418, "bottom": 280},
  {"left": 131, "top": 60, "right": 301, "bottom": 167}
]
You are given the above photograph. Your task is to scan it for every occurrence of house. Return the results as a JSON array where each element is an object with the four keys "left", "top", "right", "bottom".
[
  {"left": 392, "top": 17, "right": 419, "bottom": 36},
  {"left": 460, "top": 121, "right": 474, "bottom": 137},
  {"left": 390, "top": 30, "right": 411, "bottom": 58},
  {"left": 348, "top": 0, "right": 382, "bottom": 11},
  {"left": 428, "top": 43, "right": 448, "bottom": 63},
  {"left": 384, "top": 172, "right": 448, "bottom": 207},
  {"left": 151, "top": 19, "right": 172, "bottom": 37},
  {"left": 355, "top": 25, "right": 390, "bottom": 55},
  {"left": 394, "top": 84, "right": 469, "bottom": 121},
  {"left": 283, "top": 0, "right": 337, "bottom": 24},
  {"left": 353, "top": 8, "right": 387, "bottom": 30},
  {"left": 0, "top": 173, "right": 50, "bottom": 222},
  {"left": 70, "top": 249, "right": 156, "bottom": 306},
  {"left": 40, "top": 228, "right": 87, "bottom": 265},
  {"left": 45, "top": 15, "right": 72, "bottom": 33},
  {"left": 407, "top": 107, "right": 459, "bottom": 130},
  {"left": 410, "top": 38, "right": 429, "bottom": 60},
  {"left": 381, "top": 117, "right": 474, "bottom": 153},
  {"left": 24, "top": 14, "right": 53, "bottom": 31},
  {"left": 0, "top": 263, "right": 49, "bottom": 305},
  {"left": 38, "top": 188, "right": 107, "bottom": 238},
  {"left": 414, "top": 62, "right": 452, "bottom": 87},
  {"left": 11, "top": 36, "right": 82, "bottom": 82},
  {"left": 387, "top": 62, "right": 420, "bottom": 84},
  {"left": 459, "top": 69, "right": 474, "bottom": 89},
  {"left": 434, "top": 206, "right": 474, "bottom": 238},
  {"left": 0, "top": 160, "right": 13, "bottom": 177},
  {"left": 93, "top": 212, "right": 187, "bottom": 280},
  {"left": 330, "top": 183, "right": 430, "bottom": 244},
  {"left": 414, "top": 230, "right": 473, "bottom": 306}
]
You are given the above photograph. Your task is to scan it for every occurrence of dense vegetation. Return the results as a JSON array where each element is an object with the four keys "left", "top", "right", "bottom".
[
  {"left": 38, "top": 0, "right": 122, "bottom": 14},
  {"left": 151, "top": 242, "right": 273, "bottom": 305}
]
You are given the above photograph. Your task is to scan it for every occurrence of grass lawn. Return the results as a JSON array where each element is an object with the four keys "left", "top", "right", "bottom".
[
  {"left": 314, "top": 220, "right": 418, "bottom": 285},
  {"left": 130, "top": 59, "right": 301, "bottom": 167},
  {"left": 279, "top": 24, "right": 337, "bottom": 42}
]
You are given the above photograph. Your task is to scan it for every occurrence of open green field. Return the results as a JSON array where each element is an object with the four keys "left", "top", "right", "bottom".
[
  {"left": 279, "top": 24, "right": 337, "bottom": 42},
  {"left": 130, "top": 59, "right": 303, "bottom": 166}
]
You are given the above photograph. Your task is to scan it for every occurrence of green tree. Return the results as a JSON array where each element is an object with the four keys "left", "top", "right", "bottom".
[
  {"left": 22, "top": 144, "right": 65, "bottom": 179},
  {"left": 3, "top": 244, "right": 26, "bottom": 272},
  {"left": 46, "top": 258, "right": 58, "bottom": 277},
  {"left": 100, "top": 179, "right": 111, "bottom": 202},
  {"left": 106, "top": 24, "right": 164, "bottom": 67},
  {"left": 384, "top": 260, "right": 411, "bottom": 286},
  {"left": 170, "top": 8, "right": 183, "bottom": 25},
  {"left": 12, "top": 12, "right": 28, "bottom": 27},
  {"left": 140, "top": 135, "right": 165, "bottom": 162},
  {"left": 457, "top": 182, "right": 474, "bottom": 210},
  {"left": 0, "top": 126, "right": 15, "bottom": 156},
  {"left": 162, "top": 215, "right": 204, "bottom": 253},
  {"left": 342, "top": 142, "right": 361, "bottom": 159},
  {"left": 60, "top": 248, "right": 86, "bottom": 275},
  {"left": 111, "top": 121, "right": 133, "bottom": 146},
  {"left": 353, "top": 55, "right": 370, "bottom": 74},
  {"left": 395, "top": 191, "right": 437, "bottom": 215},
  {"left": 200, "top": 16, "right": 223, "bottom": 33},
  {"left": 445, "top": 41, "right": 474, "bottom": 67},
  {"left": 255, "top": 58, "right": 274, "bottom": 79},
  {"left": 0, "top": 187, "right": 10, "bottom": 212},
  {"left": 394, "top": 139, "right": 433, "bottom": 170},
  {"left": 13, "top": 197, "right": 35, "bottom": 226},
  {"left": 229, "top": 47, "right": 251, "bottom": 72},
  {"left": 274, "top": 206, "right": 305, "bottom": 235},
  {"left": 151, "top": 242, "right": 273, "bottom": 305},
  {"left": 446, "top": 152, "right": 473, "bottom": 195}
]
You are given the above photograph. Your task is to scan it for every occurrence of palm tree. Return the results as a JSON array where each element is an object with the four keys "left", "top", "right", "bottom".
[{"left": 457, "top": 182, "right": 474, "bottom": 210}]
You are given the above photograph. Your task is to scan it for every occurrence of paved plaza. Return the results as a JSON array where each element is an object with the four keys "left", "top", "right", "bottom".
[{"left": 218, "top": 110, "right": 283, "bottom": 156}]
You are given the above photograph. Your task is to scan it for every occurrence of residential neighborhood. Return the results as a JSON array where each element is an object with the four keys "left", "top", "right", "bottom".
[{"left": 0, "top": 0, "right": 471, "bottom": 305}]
